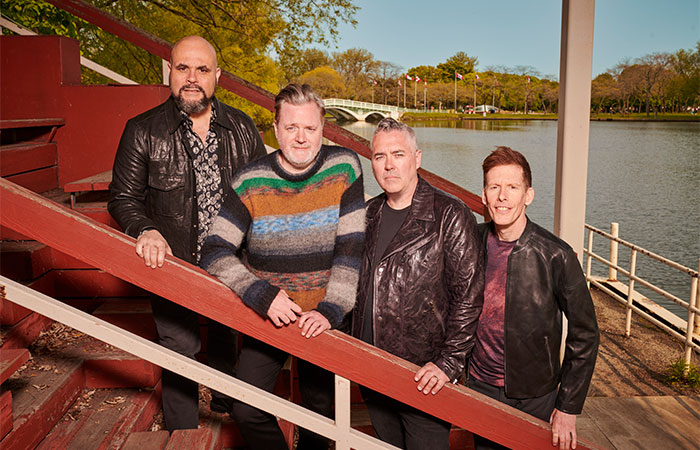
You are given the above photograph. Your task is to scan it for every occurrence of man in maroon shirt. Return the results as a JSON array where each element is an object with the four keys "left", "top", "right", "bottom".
[{"left": 469, "top": 147, "right": 599, "bottom": 450}]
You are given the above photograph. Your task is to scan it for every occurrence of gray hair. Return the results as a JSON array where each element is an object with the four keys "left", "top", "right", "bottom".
[
  {"left": 274, "top": 83, "right": 325, "bottom": 123},
  {"left": 370, "top": 118, "right": 418, "bottom": 152}
]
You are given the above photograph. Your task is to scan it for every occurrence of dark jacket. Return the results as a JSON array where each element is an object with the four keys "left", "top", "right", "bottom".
[
  {"left": 352, "top": 177, "right": 484, "bottom": 381},
  {"left": 477, "top": 219, "right": 599, "bottom": 414},
  {"left": 108, "top": 96, "right": 267, "bottom": 263}
]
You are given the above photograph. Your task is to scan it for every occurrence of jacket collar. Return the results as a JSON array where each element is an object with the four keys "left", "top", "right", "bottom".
[
  {"left": 482, "top": 216, "right": 534, "bottom": 252},
  {"left": 165, "top": 96, "right": 231, "bottom": 134}
]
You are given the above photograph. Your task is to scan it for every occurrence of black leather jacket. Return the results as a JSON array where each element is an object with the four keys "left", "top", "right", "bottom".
[
  {"left": 477, "top": 219, "right": 599, "bottom": 414},
  {"left": 352, "top": 178, "right": 484, "bottom": 381},
  {"left": 108, "top": 96, "right": 267, "bottom": 263}
]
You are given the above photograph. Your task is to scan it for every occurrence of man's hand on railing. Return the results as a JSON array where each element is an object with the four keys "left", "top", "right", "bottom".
[
  {"left": 298, "top": 311, "right": 331, "bottom": 338},
  {"left": 267, "top": 291, "right": 302, "bottom": 327},
  {"left": 550, "top": 408, "right": 578, "bottom": 450},
  {"left": 135, "top": 229, "right": 173, "bottom": 268},
  {"left": 414, "top": 362, "right": 449, "bottom": 395}
]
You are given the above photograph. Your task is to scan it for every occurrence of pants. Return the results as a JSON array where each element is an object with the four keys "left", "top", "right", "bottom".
[
  {"left": 360, "top": 386, "right": 451, "bottom": 450},
  {"left": 467, "top": 377, "right": 557, "bottom": 450},
  {"left": 231, "top": 336, "right": 334, "bottom": 450},
  {"left": 151, "top": 296, "right": 237, "bottom": 431}
]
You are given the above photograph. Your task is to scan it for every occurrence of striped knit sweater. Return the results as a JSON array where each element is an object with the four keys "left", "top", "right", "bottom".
[{"left": 200, "top": 145, "right": 365, "bottom": 328}]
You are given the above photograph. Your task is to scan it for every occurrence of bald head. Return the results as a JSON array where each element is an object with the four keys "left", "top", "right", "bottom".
[
  {"left": 170, "top": 36, "right": 218, "bottom": 68},
  {"left": 168, "top": 36, "right": 221, "bottom": 116}
]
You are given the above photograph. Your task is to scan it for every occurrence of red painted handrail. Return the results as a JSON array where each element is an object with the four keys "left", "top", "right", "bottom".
[
  {"left": 0, "top": 179, "right": 599, "bottom": 449},
  {"left": 44, "top": 0, "right": 484, "bottom": 215}
]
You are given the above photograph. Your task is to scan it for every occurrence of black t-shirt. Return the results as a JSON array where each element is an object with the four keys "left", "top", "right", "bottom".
[{"left": 361, "top": 202, "right": 411, "bottom": 344}]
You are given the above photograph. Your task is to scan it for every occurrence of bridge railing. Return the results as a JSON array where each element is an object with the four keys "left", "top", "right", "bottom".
[{"left": 325, "top": 98, "right": 424, "bottom": 114}]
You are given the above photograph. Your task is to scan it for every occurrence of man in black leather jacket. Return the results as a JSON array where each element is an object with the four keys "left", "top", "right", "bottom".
[
  {"left": 352, "top": 118, "right": 484, "bottom": 449},
  {"left": 468, "top": 147, "right": 599, "bottom": 450},
  {"left": 108, "top": 36, "right": 267, "bottom": 431}
]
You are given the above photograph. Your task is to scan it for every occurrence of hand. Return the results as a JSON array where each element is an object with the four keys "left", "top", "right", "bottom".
[
  {"left": 135, "top": 229, "right": 172, "bottom": 268},
  {"left": 298, "top": 311, "right": 331, "bottom": 338},
  {"left": 550, "top": 409, "right": 577, "bottom": 449},
  {"left": 266, "top": 291, "right": 302, "bottom": 327},
  {"left": 414, "top": 362, "right": 449, "bottom": 395}
]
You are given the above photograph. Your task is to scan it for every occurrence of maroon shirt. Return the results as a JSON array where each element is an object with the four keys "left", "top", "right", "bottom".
[{"left": 469, "top": 230, "right": 516, "bottom": 386}]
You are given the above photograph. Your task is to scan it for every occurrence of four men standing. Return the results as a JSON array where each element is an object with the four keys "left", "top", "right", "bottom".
[{"left": 108, "top": 36, "right": 599, "bottom": 449}]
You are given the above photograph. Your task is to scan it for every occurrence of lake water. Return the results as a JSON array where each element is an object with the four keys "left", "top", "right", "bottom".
[{"left": 340, "top": 119, "right": 700, "bottom": 318}]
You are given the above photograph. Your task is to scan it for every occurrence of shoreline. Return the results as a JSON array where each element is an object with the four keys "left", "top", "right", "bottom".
[{"left": 399, "top": 113, "right": 700, "bottom": 122}]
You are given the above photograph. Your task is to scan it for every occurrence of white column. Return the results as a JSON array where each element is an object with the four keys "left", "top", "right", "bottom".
[{"left": 554, "top": 0, "right": 595, "bottom": 261}]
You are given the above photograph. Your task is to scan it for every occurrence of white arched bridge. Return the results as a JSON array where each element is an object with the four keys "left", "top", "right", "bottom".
[{"left": 324, "top": 98, "right": 421, "bottom": 122}]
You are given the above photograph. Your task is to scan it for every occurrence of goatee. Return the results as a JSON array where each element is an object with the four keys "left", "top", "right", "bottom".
[{"left": 174, "top": 85, "right": 213, "bottom": 115}]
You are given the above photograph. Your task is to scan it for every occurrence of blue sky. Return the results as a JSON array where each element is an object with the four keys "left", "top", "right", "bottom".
[{"left": 330, "top": 0, "right": 699, "bottom": 78}]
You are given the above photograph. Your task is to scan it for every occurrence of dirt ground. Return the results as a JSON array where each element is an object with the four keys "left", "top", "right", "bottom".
[{"left": 589, "top": 286, "right": 699, "bottom": 397}]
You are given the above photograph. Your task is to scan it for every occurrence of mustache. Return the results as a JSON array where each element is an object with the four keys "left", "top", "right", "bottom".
[{"left": 178, "top": 84, "right": 204, "bottom": 95}]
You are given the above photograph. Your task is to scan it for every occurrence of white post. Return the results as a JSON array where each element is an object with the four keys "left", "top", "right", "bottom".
[
  {"left": 162, "top": 59, "right": 170, "bottom": 85},
  {"left": 586, "top": 228, "right": 594, "bottom": 288},
  {"left": 553, "top": 0, "right": 595, "bottom": 261},
  {"left": 625, "top": 249, "right": 637, "bottom": 337},
  {"left": 609, "top": 222, "right": 619, "bottom": 280},
  {"left": 684, "top": 259, "right": 700, "bottom": 372},
  {"left": 334, "top": 375, "right": 352, "bottom": 450},
  {"left": 554, "top": 0, "right": 595, "bottom": 363}
]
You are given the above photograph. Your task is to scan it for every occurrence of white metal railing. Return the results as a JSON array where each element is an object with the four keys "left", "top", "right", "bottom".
[
  {"left": 0, "top": 275, "right": 396, "bottom": 449},
  {"left": 584, "top": 222, "right": 700, "bottom": 368}
]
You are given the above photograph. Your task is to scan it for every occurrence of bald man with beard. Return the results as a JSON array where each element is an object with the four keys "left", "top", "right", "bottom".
[{"left": 109, "top": 36, "right": 267, "bottom": 431}]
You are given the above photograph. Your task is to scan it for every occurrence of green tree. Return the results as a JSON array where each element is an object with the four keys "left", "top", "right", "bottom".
[
  {"left": 436, "top": 52, "right": 478, "bottom": 82},
  {"left": 332, "top": 47, "right": 377, "bottom": 99},
  {"left": 295, "top": 65, "right": 345, "bottom": 98}
]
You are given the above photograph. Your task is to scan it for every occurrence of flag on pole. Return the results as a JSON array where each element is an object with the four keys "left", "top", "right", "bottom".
[
  {"left": 415, "top": 76, "right": 421, "bottom": 82},
  {"left": 526, "top": 75, "right": 531, "bottom": 83},
  {"left": 398, "top": 79, "right": 402, "bottom": 87},
  {"left": 424, "top": 80, "right": 427, "bottom": 86},
  {"left": 369, "top": 79, "right": 377, "bottom": 86},
  {"left": 455, "top": 72, "right": 464, "bottom": 80},
  {"left": 475, "top": 73, "right": 480, "bottom": 80},
  {"left": 405, "top": 74, "right": 413, "bottom": 81}
]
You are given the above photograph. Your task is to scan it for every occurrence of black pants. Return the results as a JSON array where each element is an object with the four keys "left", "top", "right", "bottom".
[
  {"left": 467, "top": 377, "right": 557, "bottom": 450},
  {"left": 231, "top": 336, "right": 334, "bottom": 450},
  {"left": 151, "top": 296, "right": 237, "bottom": 431},
  {"left": 360, "top": 386, "right": 451, "bottom": 450}
]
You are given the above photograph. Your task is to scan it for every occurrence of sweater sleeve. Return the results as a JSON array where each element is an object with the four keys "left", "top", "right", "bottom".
[
  {"left": 200, "top": 185, "right": 280, "bottom": 318},
  {"left": 314, "top": 154, "right": 366, "bottom": 328}
]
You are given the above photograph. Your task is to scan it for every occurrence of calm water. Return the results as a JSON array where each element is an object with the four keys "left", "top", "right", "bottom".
[{"left": 341, "top": 119, "right": 700, "bottom": 318}]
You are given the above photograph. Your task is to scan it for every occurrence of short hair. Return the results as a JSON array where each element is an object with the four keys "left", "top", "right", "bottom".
[
  {"left": 482, "top": 146, "right": 532, "bottom": 187},
  {"left": 370, "top": 118, "right": 418, "bottom": 153},
  {"left": 274, "top": 83, "right": 325, "bottom": 123}
]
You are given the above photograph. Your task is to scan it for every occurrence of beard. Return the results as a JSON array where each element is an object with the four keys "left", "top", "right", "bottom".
[{"left": 173, "top": 84, "right": 214, "bottom": 115}]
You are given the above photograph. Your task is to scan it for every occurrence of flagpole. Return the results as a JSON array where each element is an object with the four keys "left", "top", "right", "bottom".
[
  {"left": 423, "top": 82, "right": 427, "bottom": 112},
  {"left": 473, "top": 75, "right": 477, "bottom": 111},
  {"left": 454, "top": 71, "right": 457, "bottom": 111},
  {"left": 403, "top": 78, "right": 406, "bottom": 108},
  {"left": 414, "top": 79, "right": 417, "bottom": 109}
]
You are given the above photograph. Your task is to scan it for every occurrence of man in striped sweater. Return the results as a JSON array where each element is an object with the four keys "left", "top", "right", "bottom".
[{"left": 200, "top": 84, "right": 365, "bottom": 450}]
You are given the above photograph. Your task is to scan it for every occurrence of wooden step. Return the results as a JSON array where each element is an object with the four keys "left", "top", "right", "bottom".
[
  {"left": 92, "top": 298, "right": 156, "bottom": 341},
  {"left": 121, "top": 430, "right": 169, "bottom": 450},
  {"left": 0, "top": 348, "right": 30, "bottom": 384},
  {"left": 0, "top": 241, "right": 53, "bottom": 281},
  {"left": 35, "top": 386, "right": 160, "bottom": 450},
  {"left": 0, "top": 142, "right": 57, "bottom": 177},
  {"left": 0, "top": 310, "right": 54, "bottom": 349},
  {"left": 1, "top": 354, "right": 84, "bottom": 449},
  {"left": 4, "top": 166, "right": 58, "bottom": 193}
]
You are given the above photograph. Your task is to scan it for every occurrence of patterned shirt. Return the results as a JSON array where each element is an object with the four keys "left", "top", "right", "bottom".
[{"left": 180, "top": 106, "right": 223, "bottom": 262}]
